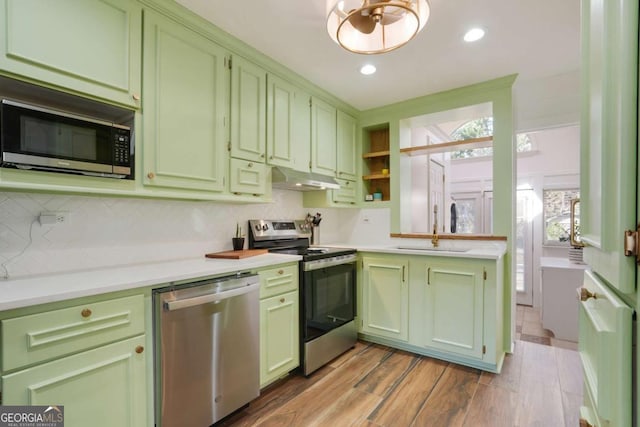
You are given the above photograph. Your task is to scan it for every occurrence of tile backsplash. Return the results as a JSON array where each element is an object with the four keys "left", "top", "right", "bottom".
[{"left": 0, "top": 190, "right": 342, "bottom": 279}]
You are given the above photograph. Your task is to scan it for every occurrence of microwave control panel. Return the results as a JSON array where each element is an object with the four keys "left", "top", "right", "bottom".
[{"left": 113, "top": 129, "right": 131, "bottom": 166}]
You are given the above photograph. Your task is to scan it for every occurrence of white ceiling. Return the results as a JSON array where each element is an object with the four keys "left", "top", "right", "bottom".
[{"left": 175, "top": 0, "right": 580, "bottom": 111}]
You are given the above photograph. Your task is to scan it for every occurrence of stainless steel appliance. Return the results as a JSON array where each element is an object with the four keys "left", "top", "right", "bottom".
[
  {"left": 1, "top": 98, "right": 133, "bottom": 179},
  {"left": 248, "top": 219, "right": 357, "bottom": 375},
  {"left": 153, "top": 273, "right": 260, "bottom": 427}
]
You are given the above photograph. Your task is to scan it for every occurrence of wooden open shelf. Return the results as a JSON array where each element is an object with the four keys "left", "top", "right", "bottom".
[
  {"left": 363, "top": 127, "right": 391, "bottom": 201},
  {"left": 363, "top": 173, "right": 390, "bottom": 180},
  {"left": 400, "top": 136, "right": 493, "bottom": 156},
  {"left": 362, "top": 150, "right": 390, "bottom": 159}
]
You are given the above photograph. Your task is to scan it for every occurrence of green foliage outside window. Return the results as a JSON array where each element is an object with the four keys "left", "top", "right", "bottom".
[{"left": 450, "top": 117, "right": 531, "bottom": 159}]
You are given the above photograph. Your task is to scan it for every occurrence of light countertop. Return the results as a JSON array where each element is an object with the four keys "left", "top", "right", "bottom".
[
  {"left": 326, "top": 242, "right": 506, "bottom": 260},
  {"left": 540, "top": 256, "right": 588, "bottom": 270},
  {"left": 0, "top": 253, "right": 301, "bottom": 312}
]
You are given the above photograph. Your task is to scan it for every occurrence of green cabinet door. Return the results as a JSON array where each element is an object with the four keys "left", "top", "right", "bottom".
[
  {"left": 579, "top": 0, "right": 637, "bottom": 424},
  {"left": 292, "top": 88, "right": 312, "bottom": 172},
  {"left": 2, "top": 335, "right": 147, "bottom": 427},
  {"left": 229, "top": 158, "right": 269, "bottom": 196},
  {"left": 267, "top": 73, "right": 296, "bottom": 168},
  {"left": 580, "top": 0, "right": 638, "bottom": 294},
  {"left": 259, "top": 291, "right": 299, "bottom": 387},
  {"left": 231, "top": 56, "right": 267, "bottom": 162},
  {"left": 336, "top": 110, "right": 357, "bottom": 180},
  {"left": 0, "top": 0, "right": 141, "bottom": 108},
  {"left": 332, "top": 178, "right": 357, "bottom": 205},
  {"left": 361, "top": 256, "right": 409, "bottom": 341},
  {"left": 142, "top": 9, "right": 226, "bottom": 192},
  {"left": 578, "top": 271, "right": 633, "bottom": 427},
  {"left": 422, "top": 258, "right": 484, "bottom": 359},
  {"left": 311, "top": 96, "right": 337, "bottom": 176}
]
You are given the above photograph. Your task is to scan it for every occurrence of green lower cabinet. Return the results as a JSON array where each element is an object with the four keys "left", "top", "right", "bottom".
[
  {"left": 359, "top": 252, "right": 504, "bottom": 372},
  {"left": 259, "top": 291, "right": 299, "bottom": 387},
  {"left": 420, "top": 259, "right": 484, "bottom": 359},
  {"left": 2, "top": 335, "right": 147, "bottom": 427},
  {"left": 361, "top": 256, "right": 409, "bottom": 341}
]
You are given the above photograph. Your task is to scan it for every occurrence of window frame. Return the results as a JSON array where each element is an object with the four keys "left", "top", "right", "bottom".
[{"left": 542, "top": 187, "right": 580, "bottom": 247}]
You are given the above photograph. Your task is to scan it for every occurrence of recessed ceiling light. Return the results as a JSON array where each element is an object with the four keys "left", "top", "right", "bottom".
[
  {"left": 464, "top": 28, "right": 486, "bottom": 42},
  {"left": 360, "top": 64, "right": 377, "bottom": 75}
]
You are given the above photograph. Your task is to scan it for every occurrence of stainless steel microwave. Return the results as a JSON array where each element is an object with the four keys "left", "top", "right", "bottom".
[{"left": 0, "top": 99, "right": 133, "bottom": 179}]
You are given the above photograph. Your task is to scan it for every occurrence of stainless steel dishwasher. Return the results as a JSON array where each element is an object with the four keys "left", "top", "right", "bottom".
[{"left": 153, "top": 272, "right": 260, "bottom": 427}]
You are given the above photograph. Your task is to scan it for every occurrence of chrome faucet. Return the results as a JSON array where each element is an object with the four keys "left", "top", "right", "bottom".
[{"left": 432, "top": 204, "right": 439, "bottom": 247}]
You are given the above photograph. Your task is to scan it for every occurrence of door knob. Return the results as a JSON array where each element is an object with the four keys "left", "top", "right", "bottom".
[{"left": 578, "top": 287, "right": 596, "bottom": 302}]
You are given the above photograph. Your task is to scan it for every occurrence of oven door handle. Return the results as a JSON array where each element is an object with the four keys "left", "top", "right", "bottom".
[
  {"left": 164, "top": 282, "right": 259, "bottom": 311},
  {"left": 303, "top": 254, "right": 357, "bottom": 271}
]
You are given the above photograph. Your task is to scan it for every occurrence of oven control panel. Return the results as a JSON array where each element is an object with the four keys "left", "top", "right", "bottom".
[{"left": 248, "top": 219, "right": 311, "bottom": 241}]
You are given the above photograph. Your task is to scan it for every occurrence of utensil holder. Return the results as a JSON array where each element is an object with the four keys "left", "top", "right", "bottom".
[{"left": 232, "top": 237, "right": 245, "bottom": 251}]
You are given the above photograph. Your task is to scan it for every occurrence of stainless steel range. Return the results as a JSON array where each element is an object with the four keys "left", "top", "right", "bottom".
[{"left": 248, "top": 219, "right": 357, "bottom": 375}]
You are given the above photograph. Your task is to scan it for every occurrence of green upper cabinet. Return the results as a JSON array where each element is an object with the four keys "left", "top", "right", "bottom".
[
  {"left": 292, "top": 88, "right": 312, "bottom": 172},
  {"left": 580, "top": 0, "right": 638, "bottom": 295},
  {"left": 266, "top": 75, "right": 313, "bottom": 172},
  {"left": 311, "top": 96, "right": 337, "bottom": 176},
  {"left": 230, "top": 56, "right": 267, "bottom": 163},
  {"left": 266, "top": 73, "right": 296, "bottom": 169},
  {"left": 142, "top": 9, "right": 227, "bottom": 192},
  {"left": 0, "top": 0, "right": 142, "bottom": 108},
  {"left": 336, "top": 110, "right": 357, "bottom": 180},
  {"left": 229, "top": 158, "right": 269, "bottom": 197}
]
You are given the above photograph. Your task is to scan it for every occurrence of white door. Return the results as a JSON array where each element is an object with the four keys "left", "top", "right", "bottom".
[
  {"left": 429, "top": 159, "right": 445, "bottom": 233},
  {"left": 515, "top": 189, "right": 534, "bottom": 305}
]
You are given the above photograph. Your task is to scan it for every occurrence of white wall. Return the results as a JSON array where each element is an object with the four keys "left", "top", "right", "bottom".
[
  {"left": 514, "top": 70, "right": 580, "bottom": 132},
  {"left": 0, "top": 189, "right": 349, "bottom": 279}
]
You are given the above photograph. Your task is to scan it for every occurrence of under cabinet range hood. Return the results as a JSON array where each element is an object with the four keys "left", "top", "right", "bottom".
[{"left": 271, "top": 166, "right": 340, "bottom": 191}]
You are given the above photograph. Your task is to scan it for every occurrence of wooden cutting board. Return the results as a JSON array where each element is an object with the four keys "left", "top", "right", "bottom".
[{"left": 205, "top": 249, "right": 269, "bottom": 259}]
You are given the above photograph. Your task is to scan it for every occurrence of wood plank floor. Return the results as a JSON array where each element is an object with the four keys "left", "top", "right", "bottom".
[{"left": 219, "top": 340, "right": 583, "bottom": 427}]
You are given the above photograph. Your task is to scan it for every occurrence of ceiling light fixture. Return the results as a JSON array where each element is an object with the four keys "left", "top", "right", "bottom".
[
  {"left": 360, "top": 64, "right": 377, "bottom": 75},
  {"left": 463, "top": 27, "right": 485, "bottom": 42},
  {"left": 326, "top": 0, "right": 430, "bottom": 54}
]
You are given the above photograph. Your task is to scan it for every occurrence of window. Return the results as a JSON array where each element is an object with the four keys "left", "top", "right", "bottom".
[
  {"left": 449, "top": 118, "right": 532, "bottom": 159},
  {"left": 543, "top": 189, "right": 580, "bottom": 245},
  {"left": 452, "top": 197, "right": 480, "bottom": 233}
]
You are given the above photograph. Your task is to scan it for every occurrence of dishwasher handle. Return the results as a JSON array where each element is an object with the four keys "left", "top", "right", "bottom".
[{"left": 165, "top": 282, "right": 260, "bottom": 311}]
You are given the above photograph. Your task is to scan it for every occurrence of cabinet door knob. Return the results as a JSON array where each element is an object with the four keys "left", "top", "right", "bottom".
[
  {"left": 345, "top": 181, "right": 350, "bottom": 186},
  {"left": 578, "top": 287, "right": 596, "bottom": 302},
  {"left": 278, "top": 269, "right": 284, "bottom": 275},
  {"left": 280, "top": 298, "right": 285, "bottom": 303},
  {"left": 132, "top": 94, "right": 141, "bottom": 101},
  {"left": 269, "top": 155, "right": 273, "bottom": 160},
  {"left": 260, "top": 153, "right": 265, "bottom": 158},
  {"left": 147, "top": 172, "right": 155, "bottom": 179},
  {"left": 248, "top": 162, "right": 253, "bottom": 168},
  {"left": 135, "top": 345, "right": 144, "bottom": 354},
  {"left": 81, "top": 308, "right": 92, "bottom": 318}
]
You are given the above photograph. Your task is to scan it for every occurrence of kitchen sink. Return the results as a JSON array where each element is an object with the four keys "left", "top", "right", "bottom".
[{"left": 394, "top": 246, "right": 469, "bottom": 253}]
